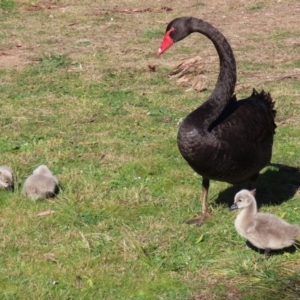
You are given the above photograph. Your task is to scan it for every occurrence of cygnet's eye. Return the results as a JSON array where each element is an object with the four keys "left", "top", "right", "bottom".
[{"left": 238, "top": 199, "right": 242, "bottom": 202}]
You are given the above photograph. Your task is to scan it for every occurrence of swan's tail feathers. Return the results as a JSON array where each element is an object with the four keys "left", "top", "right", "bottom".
[
  {"left": 251, "top": 88, "right": 259, "bottom": 97},
  {"left": 251, "top": 89, "right": 276, "bottom": 115},
  {"left": 257, "top": 90, "right": 277, "bottom": 131},
  {"left": 260, "top": 90, "right": 275, "bottom": 109}
]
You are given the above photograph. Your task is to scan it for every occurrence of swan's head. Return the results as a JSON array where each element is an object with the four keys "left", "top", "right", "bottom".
[
  {"left": 158, "top": 17, "right": 193, "bottom": 55},
  {"left": 229, "top": 189, "right": 256, "bottom": 211}
]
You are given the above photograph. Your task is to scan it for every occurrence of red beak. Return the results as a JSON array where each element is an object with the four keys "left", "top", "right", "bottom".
[{"left": 157, "top": 28, "right": 174, "bottom": 55}]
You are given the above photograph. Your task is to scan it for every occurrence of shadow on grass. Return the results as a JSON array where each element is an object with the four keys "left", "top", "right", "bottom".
[
  {"left": 245, "top": 240, "right": 298, "bottom": 256},
  {"left": 215, "top": 163, "right": 300, "bottom": 208}
]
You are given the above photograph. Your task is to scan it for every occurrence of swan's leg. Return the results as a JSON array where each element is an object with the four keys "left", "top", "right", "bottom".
[
  {"left": 185, "top": 177, "right": 210, "bottom": 225},
  {"left": 264, "top": 248, "right": 271, "bottom": 258},
  {"left": 201, "top": 177, "right": 210, "bottom": 214}
]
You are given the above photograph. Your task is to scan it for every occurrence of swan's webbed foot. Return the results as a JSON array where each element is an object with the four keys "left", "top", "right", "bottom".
[{"left": 184, "top": 211, "right": 210, "bottom": 226}]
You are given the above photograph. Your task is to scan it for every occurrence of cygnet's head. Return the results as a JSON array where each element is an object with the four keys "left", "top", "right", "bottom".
[
  {"left": 33, "top": 165, "right": 52, "bottom": 176},
  {"left": 229, "top": 189, "right": 256, "bottom": 211},
  {"left": 0, "top": 167, "right": 14, "bottom": 191}
]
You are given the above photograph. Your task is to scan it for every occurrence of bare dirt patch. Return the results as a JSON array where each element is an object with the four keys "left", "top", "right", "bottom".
[
  {"left": 0, "top": 47, "right": 38, "bottom": 68},
  {"left": 0, "top": 49, "right": 26, "bottom": 68}
]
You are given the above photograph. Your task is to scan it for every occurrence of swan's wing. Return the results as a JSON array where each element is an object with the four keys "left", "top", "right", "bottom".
[
  {"left": 212, "top": 90, "right": 276, "bottom": 143},
  {"left": 239, "top": 90, "right": 276, "bottom": 142},
  {"left": 245, "top": 220, "right": 256, "bottom": 234},
  {"left": 253, "top": 213, "right": 286, "bottom": 238}
]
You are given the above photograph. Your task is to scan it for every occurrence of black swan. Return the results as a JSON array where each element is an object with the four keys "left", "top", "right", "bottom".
[{"left": 157, "top": 17, "right": 276, "bottom": 225}]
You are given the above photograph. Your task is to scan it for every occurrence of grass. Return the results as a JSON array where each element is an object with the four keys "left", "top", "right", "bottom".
[
  {"left": 142, "top": 29, "right": 165, "bottom": 40},
  {"left": 248, "top": 3, "right": 266, "bottom": 11},
  {"left": 271, "top": 30, "right": 300, "bottom": 40},
  {"left": 0, "top": 0, "right": 300, "bottom": 299},
  {"left": 39, "top": 53, "right": 71, "bottom": 68},
  {"left": 0, "top": 0, "right": 15, "bottom": 11}
]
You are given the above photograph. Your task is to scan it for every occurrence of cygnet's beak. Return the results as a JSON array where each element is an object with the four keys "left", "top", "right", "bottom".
[{"left": 229, "top": 203, "right": 238, "bottom": 211}]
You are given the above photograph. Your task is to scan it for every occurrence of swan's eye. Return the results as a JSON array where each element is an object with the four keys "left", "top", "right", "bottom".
[{"left": 238, "top": 199, "right": 242, "bottom": 202}]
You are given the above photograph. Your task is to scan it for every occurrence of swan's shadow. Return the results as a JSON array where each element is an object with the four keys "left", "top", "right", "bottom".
[
  {"left": 215, "top": 163, "right": 300, "bottom": 209},
  {"left": 245, "top": 240, "right": 297, "bottom": 256}
]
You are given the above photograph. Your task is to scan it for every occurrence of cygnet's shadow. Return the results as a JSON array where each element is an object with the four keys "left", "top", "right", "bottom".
[
  {"left": 245, "top": 240, "right": 297, "bottom": 256},
  {"left": 215, "top": 163, "right": 300, "bottom": 209}
]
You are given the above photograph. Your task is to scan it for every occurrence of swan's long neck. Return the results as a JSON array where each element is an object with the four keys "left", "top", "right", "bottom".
[
  {"left": 235, "top": 199, "right": 257, "bottom": 235},
  {"left": 238, "top": 200, "right": 257, "bottom": 219},
  {"left": 187, "top": 18, "right": 237, "bottom": 128}
]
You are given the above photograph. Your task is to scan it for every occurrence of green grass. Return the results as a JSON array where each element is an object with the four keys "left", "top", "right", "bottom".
[
  {"left": 240, "top": 61, "right": 274, "bottom": 71},
  {"left": 0, "top": 0, "right": 300, "bottom": 299},
  {"left": 0, "top": 0, "right": 15, "bottom": 10},
  {"left": 284, "top": 59, "right": 300, "bottom": 69},
  {"left": 271, "top": 30, "right": 300, "bottom": 40},
  {"left": 142, "top": 29, "right": 165, "bottom": 40},
  {"left": 248, "top": 2, "right": 266, "bottom": 11}
]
